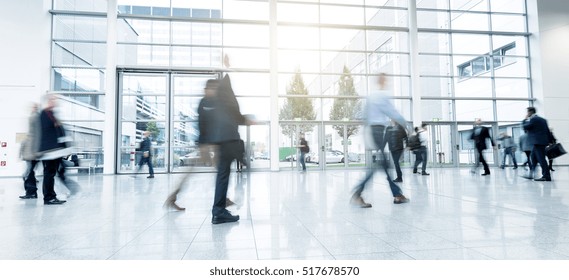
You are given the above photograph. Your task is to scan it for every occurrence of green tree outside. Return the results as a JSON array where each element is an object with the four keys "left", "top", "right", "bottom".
[
  {"left": 279, "top": 68, "right": 316, "bottom": 137},
  {"left": 329, "top": 65, "right": 362, "bottom": 139}
]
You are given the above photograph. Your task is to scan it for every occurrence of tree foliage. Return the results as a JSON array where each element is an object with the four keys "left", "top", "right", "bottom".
[
  {"left": 279, "top": 69, "right": 316, "bottom": 137},
  {"left": 329, "top": 66, "right": 361, "bottom": 138}
]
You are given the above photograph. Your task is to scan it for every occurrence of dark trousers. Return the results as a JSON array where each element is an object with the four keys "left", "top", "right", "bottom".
[
  {"left": 391, "top": 149, "right": 403, "bottom": 179},
  {"left": 213, "top": 140, "right": 242, "bottom": 216},
  {"left": 42, "top": 159, "right": 60, "bottom": 202},
  {"left": 522, "top": 151, "right": 531, "bottom": 166},
  {"left": 413, "top": 146, "right": 428, "bottom": 173},
  {"left": 24, "top": 160, "right": 39, "bottom": 195},
  {"left": 530, "top": 144, "right": 550, "bottom": 180},
  {"left": 501, "top": 147, "right": 517, "bottom": 168},
  {"left": 353, "top": 125, "right": 403, "bottom": 198},
  {"left": 299, "top": 152, "right": 306, "bottom": 171},
  {"left": 137, "top": 155, "right": 154, "bottom": 176},
  {"left": 475, "top": 148, "right": 490, "bottom": 174}
]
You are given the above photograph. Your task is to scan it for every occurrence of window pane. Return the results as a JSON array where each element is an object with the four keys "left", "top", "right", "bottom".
[
  {"left": 53, "top": 68, "right": 104, "bottom": 92},
  {"left": 224, "top": 24, "right": 269, "bottom": 48},
  {"left": 278, "top": 74, "right": 321, "bottom": 96},
  {"left": 53, "top": 15, "right": 107, "bottom": 41},
  {"left": 225, "top": 73, "right": 270, "bottom": 96},
  {"left": 421, "top": 100, "right": 454, "bottom": 121},
  {"left": 278, "top": 26, "right": 319, "bottom": 49},
  {"left": 368, "top": 53, "right": 410, "bottom": 76},
  {"left": 122, "top": 75, "right": 167, "bottom": 95},
  {"left": 321, "top": 28, "right": 366, "bottom": 51},
  {"left": 222, "top": 0, "right": 268, "bottom": 21},
  {"left": 322, "top": 5, "right": 364, "bottom": 25},
  {"left": 493, "top": 36, "right": 527, "bottom": 56},
  {"left": 53, "top": 42, "right": 106, "bottom": 68},
  {"left": 278, "top": 97, "right": 320, "bottom": 121},
  {"left": 320, "top": 74, "right": 368, "bottom": 97},
  {"left": 419, "top": 55, "right": 452, "bottom": 76},
  {"left": 494, "top": 57, "right": 529, "bottom": 78},
  {"left": 417, "top": 11, "right": 450, "bottom": 29},
  {"left": 418, "top": 33, "right": 450, "bottom": 53},
  {"left": 450, "top": 12, "right": 489, "bottom": 31},
  {"left": 419, "top": 77, "right": 453, "bottom": 97},
  {"left": 58, "top": 98, "right": 105, "bottom": 121},
  {"left": 223, "top": 48, "right": 269, "bottom": 70},
  {"left": 365, "top": 7, "right": 408, "bottom": 27},
  {"left": 455, "top": 100, "right": 494, "bottom": 121},
  {"left": 496, "top": 101, "right": 529, "bottom": 121},
  {"left": 450, "top": 0, "right": 488, "bottom": 12},
  {"left": 54, "top": 0, "right": 107, "bottom": 12},
  {"left": 122, "top": 96, "right": 167, "bottom": 121},
  {"left": 323, "top": 98, "right": 364, "bottom": 121},
  {"left": 237, "top": 97, "right": 270, "bottom": 121},
  {"left": 277, "top": 3, "right": 318, "bottom": 23},
  {"left": 417, "top": 0, "right": 448, "bottom": 9},
  {"left": 117, "top": 45, "right": 170, "bottom": 66},
  {"left": 278, "top": 50, "right": 320, "bottom": 73},
  {"left": 492, "top": 14, "right": 526, "bottom": 32},
  {"left": 172, "top": 97, "right": 201, "bottom": 121},
  {"left": 367, "top": 30, "right": 409, "bottom": 52},
  {"left": 495, "top": 78, "right": 529, "bottom": 98},
  {"left": 491, "top": 0, "right": 525, "bottom": 13},
  {"left": 321, "top": 52, "right": 367, "bottom": 74},
  {"left": 118, "top": 19, "right": 170, "bottom": 44},
  {"left": 454, "top": 77, "right": 492, "bottom": 98},
  {"left": 452, "top": 34, "right": 490, "bottom": 55},
  {"left": 366, "top": 76, "right": 411, "bottom": 97},
  {"left": 171, "top": 46, "right": 223, "bottom": 68}
]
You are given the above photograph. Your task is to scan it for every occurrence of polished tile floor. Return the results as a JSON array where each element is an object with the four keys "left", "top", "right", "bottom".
[{"left": 1, "top": 166, "right": 568, "bottom": 260}]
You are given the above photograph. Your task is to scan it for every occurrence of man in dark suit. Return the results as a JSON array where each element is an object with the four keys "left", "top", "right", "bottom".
[
  {"left": 470, "top": 118, "right": 496, "bottom": 176},
  {"left": 522, "top": 107, "right": 553, "bottom": 181},
  {"left": 38, "top": 95, "right": 67, "bottom": 205},
  {"left": 209, "top": 55, "right": 254, "bottom": 224},
  {"left": 136, "top": 131, "right": 154, "bottom": 178}
]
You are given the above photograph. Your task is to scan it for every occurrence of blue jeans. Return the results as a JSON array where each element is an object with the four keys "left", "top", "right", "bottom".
[
  {"left": 413, "top": 146, "right": 428, "bottom": 173},
  {"left": 299, "top": 152, "right": 306, "bottom": 171},
  {"left": 353, "top": 125, "right": 403, "bottom": 198}
]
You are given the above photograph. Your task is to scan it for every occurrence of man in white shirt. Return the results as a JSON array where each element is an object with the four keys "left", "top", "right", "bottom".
[{"left": 351, "top": 73, "right": 411, "bottom": 208}]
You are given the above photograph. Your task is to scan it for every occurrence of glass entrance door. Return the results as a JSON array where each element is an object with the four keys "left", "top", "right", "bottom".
[
  {"left": 425, "top": 123, "right": 456, "bottom": 168},
  {"left": 117, "top": 71, "right": 218, "bottom": 174},
  {"left": 278, "top": 122, "right": 320, "bottom": 171},
  {"left": 323, "top": 123, "right": 366, "bottom": 168}
]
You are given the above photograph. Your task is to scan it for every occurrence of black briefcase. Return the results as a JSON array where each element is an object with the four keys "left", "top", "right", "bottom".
[{"left": 546, "top": 143, "right": 567, "bottom": 159}]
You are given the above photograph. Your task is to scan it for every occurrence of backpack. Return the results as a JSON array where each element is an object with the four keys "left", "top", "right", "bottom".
[{"left": 406, "top": 133, "right": 421, "bottom": 151}]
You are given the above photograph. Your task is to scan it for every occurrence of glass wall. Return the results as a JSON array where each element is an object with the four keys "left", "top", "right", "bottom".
[{"left": 50, "top": 0, "right": 533, "bottom": 173}]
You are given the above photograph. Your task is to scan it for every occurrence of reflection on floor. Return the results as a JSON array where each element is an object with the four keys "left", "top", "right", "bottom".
[{"left": 1, "top": 167, "right": 568, "bottom": 260}]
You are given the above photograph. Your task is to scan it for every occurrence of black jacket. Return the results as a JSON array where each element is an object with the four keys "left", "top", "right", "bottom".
[
  {"left": 387, "top": 124, "right": 407, "bottom": 152},
  {"left": 39, "top": 109, "right": 66, "bottom": 153},
  {"left": 197, "top": 95, "right": 216, "bottom": 144},
  {"left": 470, "top": 126, "right": 494, "bottom": 150},
  {"left": 209, "top": 75, "right": 246, "bottom": 144},
  {"left": 139, "top": 137, "right": 152, "bottom": 155},
  {"left": 522, "top": 115, "right": 553, "bottom": 146}
]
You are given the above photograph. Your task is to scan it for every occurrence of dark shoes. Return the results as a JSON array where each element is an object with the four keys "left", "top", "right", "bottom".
[
  {"left": 481, "top": 173, "right": 491, "bottom": 176},
  {"left": 212, "top": 211, "right": 240, "bottom": 224},
  {"left": 350, "top": 195, "right": 372, "bottom": 208},
  {"left": 225, "top": 198, "right": 235, "bottom": 207},
  {"left": 421, "top": 172, "right": 430, "bottom": 176},
  {"left": 534, "top": 177, "right": 552, "bottom": 182},
  {"left": 147, "top": 175, "right": 154, "bottom": 179},
  {"left": 393, "top": 195, "right": 410, "bottom": 204},
  {"left": 164, "top": 199, "right": 186, "bottom": 211},
  {"left": 393, "top": 178, "right": 403, "bottom": 183},
  {"left": 412, "top": 170, "right": 417, "bottom": 174},
  {"left": 19, "top": 194, "right": 38, "bottom": 199},
  {"left": 44, "top": 198, "right": 66, "bottom": 205}
]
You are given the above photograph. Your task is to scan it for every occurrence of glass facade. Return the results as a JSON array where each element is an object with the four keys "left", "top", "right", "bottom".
[{"left": 50, "top": 0, "right": 533, "bottom": 173}]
